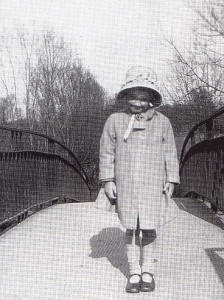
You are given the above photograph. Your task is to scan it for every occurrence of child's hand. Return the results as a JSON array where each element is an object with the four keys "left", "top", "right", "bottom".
[
  {"left": 163, "top": 182, "right": 175, "bottom": 197},
  {"left": 104, "top": 181, "right": 117, "bottom": 204}
]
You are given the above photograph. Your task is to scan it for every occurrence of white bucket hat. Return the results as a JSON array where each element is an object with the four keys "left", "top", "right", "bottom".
[{"left": 116, "top": 66, "right": 162, "bottom": 107}]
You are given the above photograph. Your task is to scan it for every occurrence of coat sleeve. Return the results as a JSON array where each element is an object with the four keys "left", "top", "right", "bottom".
[
  {"left": 99, "top": 114, "right": 116, "bottom": 181},
  {"left": 164, "top": 119, "right": 180, "bottom": 184}
]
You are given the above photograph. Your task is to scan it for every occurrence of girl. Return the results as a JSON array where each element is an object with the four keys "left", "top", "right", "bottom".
[{"left": 99, "top": 67, "right": 180, "bottom": 293}]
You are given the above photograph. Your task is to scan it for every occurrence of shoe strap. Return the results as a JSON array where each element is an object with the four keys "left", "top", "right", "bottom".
[
  {"left": 141, "top": 272, "right": 154, "bottom": 277},
  {"left": 129, "top": 274, "right": 141, "bottom": 279}
]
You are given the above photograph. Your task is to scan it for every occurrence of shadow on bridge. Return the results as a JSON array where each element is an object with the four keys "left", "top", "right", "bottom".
[
  {"left": 174, "top": 197, "right": 224, "bottom": 230},
  {"left": 205, "top": 248, "right": 224, "bottom": 288},
  {"left": 174, "top": 198, "right": 224, "bottom": 288},
  {"left": 89, "top": 227, "right": 129, "bottom": 278}
]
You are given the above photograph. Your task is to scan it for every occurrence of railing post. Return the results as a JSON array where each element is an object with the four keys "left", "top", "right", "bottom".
[{"left": 205, "top": 119, "right": 213, "bottom": 139}]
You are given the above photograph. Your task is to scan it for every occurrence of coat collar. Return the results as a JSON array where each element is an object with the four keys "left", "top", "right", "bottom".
[
  {"left": 123, "top": 108, "right": 157, "bottom": 142},
  {"left": 125, "top": 107, "right": 157, "bottom": 121}
]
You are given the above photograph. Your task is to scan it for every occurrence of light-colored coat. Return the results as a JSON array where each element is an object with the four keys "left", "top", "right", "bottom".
[{"left": 99, "top": 109, "right": 180, "bottom": 229}]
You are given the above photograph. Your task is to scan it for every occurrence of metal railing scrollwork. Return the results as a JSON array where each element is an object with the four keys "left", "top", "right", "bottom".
[
  {"left": 0, "top": 126, "right": 92, "bottom": 232},
  {"left": 179, "top": 107, "right": 224, "bottom": 213}
]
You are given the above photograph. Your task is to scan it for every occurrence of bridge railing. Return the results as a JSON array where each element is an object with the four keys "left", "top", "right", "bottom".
[
  {"left": 0, "top": 126, "right": 91, "bottom": 231},
  {"left": 179, "top": 107, "right": 224, "bottom": 213},
  {"left": 0, "top": 126, "right": 91, "bottom": 186}
]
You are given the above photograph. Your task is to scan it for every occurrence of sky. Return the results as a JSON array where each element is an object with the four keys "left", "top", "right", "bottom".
[{"left": 0, "top": 0, "right": 202, "bottom": 106}]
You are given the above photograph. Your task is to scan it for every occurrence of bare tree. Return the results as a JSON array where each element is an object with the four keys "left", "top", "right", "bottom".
[
  {"left": 0, "top": 30, "right": 107, "bottom": 182},
  {"left": 28, "top": 32, "right": 107, "bottom": 182},
  {"left": 165, "top": 0, "right": 224, "bottom": 109},
  {"left": 0, "top": 34, "right": 19, "bottom": 120},
  {"left": 17, "top": 31, "right": 39, "bottom": 129},
  {"left": 0, "top": 95, "right": 22, "bottom": 124}
]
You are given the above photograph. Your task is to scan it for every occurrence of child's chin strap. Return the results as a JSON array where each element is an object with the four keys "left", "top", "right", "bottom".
[
  {"left": 124, "top": 107, "right": 155, "bottom": 142},
  {"left": 124, "top": 114, "right": 135, "bottom": 142}
]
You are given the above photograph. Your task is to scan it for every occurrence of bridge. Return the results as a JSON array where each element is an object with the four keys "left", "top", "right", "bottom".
[{"left": 0, "top": 108, "right": 224, "bottom": 299}]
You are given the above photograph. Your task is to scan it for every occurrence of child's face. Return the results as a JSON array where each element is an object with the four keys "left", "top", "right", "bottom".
[
  {"left": 127, "top": 99, "right": 150, "bottom": 114},
  {"left": 126, "top": 89, "right": 154, "bottom": 114}
]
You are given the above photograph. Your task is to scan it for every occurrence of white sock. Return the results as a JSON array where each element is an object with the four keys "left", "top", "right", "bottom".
[
  {"left": 126, "top": 231, "right": 141, "bottom": 282},
  {"left": 142, "top": 242, "right": 156, "bottom": 278},
  {"left": 142, "top": 272, "right": 153, "bottom": 283}
]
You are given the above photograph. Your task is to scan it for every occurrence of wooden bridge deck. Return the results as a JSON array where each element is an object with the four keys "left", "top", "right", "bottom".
[{"left": 0, "top": 199, "right": 223, "bottom": 300}]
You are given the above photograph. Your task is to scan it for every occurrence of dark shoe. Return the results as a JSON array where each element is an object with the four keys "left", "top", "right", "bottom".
[
  {"left": 141, "top": 272, "right": 155, "bottom": 292},
  {"left": 125, "top": 274, "right": 141, "bottom": 293}
]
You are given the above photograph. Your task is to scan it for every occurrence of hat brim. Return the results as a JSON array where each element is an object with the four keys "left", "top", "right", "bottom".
[{"left": 116, "top": 86, "right": 162, "bottom": 107}]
